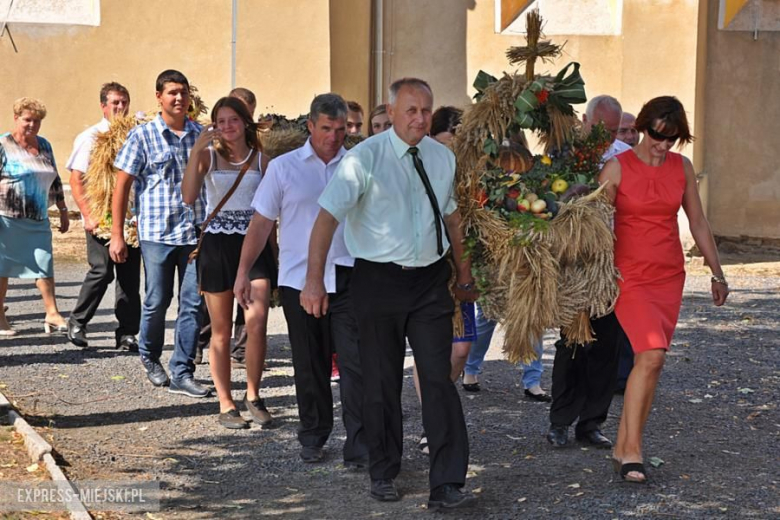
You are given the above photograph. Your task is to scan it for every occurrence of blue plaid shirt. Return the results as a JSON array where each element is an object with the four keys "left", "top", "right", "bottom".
[{"left": 114, "top": 114, "right": 205, "bottom": 245}]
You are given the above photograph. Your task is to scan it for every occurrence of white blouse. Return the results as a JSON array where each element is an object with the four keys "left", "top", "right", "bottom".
[{"left": 203, "top": 146, "right": 263, "bottom": 234}]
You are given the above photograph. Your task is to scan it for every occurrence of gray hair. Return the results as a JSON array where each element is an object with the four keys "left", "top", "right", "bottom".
[
  {"left": 585, "top": 95, "right": 622, "bottom": 120},
  {"left": 388, "top": 77, "right": 433, "bottom": 105},
  {"left": 309, "top": 93, "right": 348, "bottom": 122}
]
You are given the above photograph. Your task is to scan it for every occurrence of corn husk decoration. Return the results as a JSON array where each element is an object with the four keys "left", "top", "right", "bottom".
[{"left": 453, "top": 10, "right": 619, "bottom": 363}]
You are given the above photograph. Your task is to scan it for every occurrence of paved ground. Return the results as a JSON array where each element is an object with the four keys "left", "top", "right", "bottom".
[{"left": 0, "top": 247, "right": 778, "bottom": 519}]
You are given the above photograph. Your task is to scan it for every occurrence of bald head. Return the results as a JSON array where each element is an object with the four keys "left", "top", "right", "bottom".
[
  {"left": 617, "top": 112, "right": 638, "bottom": 146},
  {"left": 583, "top": 95, "right": 623, "bottom": 142}
]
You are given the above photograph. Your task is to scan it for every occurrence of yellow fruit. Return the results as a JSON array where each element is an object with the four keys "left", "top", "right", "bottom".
[
  {"left": 541, "top": 155, "right": 552, "bottom": 166},
  {"left": 551, "top": 178, "right": 569, "bottom": 194},
  {"left": 525, "top": 193, "right": 539, "bottom": 203}
]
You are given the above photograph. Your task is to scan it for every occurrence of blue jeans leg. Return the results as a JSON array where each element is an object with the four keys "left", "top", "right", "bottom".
[
  {"left": 169, "top": 244, "right": 202, "bottom": 381},
  {"left": 464, "top": 304, "right": 497, "bottom": 376},
  {"left": 138, "top": 241, "right": 177, "bottom": 361},
  {"left": 521, "top": 337, "right": 545, "bottom": 389}
]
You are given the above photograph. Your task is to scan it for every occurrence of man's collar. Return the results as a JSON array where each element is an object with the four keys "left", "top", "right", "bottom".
[
  {"left": 153, "top": 113, "right": 199, "bottom": 136},
  {"left": 388, "top": 127, "right": 427, "bottom": 159},
  {"left": 299, "top": 137, "right": 346, "bottom": 165}
]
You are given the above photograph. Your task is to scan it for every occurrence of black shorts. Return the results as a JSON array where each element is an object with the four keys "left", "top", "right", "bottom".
[{"left": 197, "top": 232, "right": 277, "bottom": 293}]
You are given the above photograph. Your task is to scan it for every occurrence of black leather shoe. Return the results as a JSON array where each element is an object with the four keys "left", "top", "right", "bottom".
[
  {"left": 168, "top": 377, "right": 210, "bottom": 398},
  {"left": 141, "top": 356, "right": 170, "bottom": 387},
  {"left": 370, "top": 479, "right": 400, "bottom": 502},
  {"left": 300, "top": 446, "right": 325, "bottom": 463},
  {"left": 546, "top": 425, "right": 568, "bottom": 448},
  {"left": 116, "top": 335, "right": 139, "bottom": 352},
  {"left": 524, "top": 388, "right": 552, "bottom": 402},
  {"left": 67, "top": 321, "right": 88, "bottom": 347},
  {"left": 576, "top": 429, "right": 613, "bottom": 449},
  {"left": 428, "top": 484, "right": 476, "bottom": 510}
]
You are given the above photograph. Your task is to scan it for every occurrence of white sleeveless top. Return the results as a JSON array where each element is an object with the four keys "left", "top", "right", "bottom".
[{"left": 203, "top": 146, "right": 263, "bottom": 234}]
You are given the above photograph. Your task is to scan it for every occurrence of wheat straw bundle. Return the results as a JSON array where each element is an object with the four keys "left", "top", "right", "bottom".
[{"left": 452, "top": 10, "right": 620, "bottom": 363}]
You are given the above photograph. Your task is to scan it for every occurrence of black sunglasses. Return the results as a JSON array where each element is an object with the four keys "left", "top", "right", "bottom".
[{"left": 646, "top": 127, "right": 679, "bottom": 143}]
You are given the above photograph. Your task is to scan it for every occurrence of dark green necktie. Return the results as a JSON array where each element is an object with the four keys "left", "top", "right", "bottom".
[{"left": 408, "top": 146, "right": 445, "bottom": 255}]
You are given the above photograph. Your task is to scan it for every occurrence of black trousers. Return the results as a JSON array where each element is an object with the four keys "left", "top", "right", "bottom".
[
  {"left": 280, "top": 267, "right": 367, "bottom": 463},
  {"left": 69, "top": 231, "right": 141, "bottom": 340},
  {"left": 351, "top": 258, "right": 469, "bottom": 490},
  {"left": 549, "top": 312, "right": 623, "bottom": 434},
  {"left": 616, "top": 334, "right": 635, "bottom": 390}
]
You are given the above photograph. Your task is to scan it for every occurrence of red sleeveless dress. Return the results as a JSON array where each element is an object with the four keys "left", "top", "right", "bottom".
[{"left": 613, "top": 150, "right": 687, "bottom": 353}]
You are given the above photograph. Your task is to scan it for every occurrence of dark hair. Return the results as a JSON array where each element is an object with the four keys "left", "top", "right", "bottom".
[
  {"left": 155, "top": 69, "right": 190, "bottom": 93},
  {"left": 347, "top": 100, "right": 363, "bottom": 115},
  {"left": 388, "top": 77, "right": 432, "bottom": 104},
  {"left": 430, "top": 106, "right": 462, "bottom": 137},
  {"left": 100, "top": 82, "right": 130, "bottom": 105},
  {"left": 229, "top": 87, "right": 256, "bottom": 107},
  {"left": 635, "top": 96, "right": 693, "bottom": 147},
  {"left": 210, "top": 96, "right": 260, "bottom": 156},
  {"left": 309, "top": 93, "right": 348, "bottom": 122},
  {"left": 368, "top": 104, "right": 388, "bottom": 136}
]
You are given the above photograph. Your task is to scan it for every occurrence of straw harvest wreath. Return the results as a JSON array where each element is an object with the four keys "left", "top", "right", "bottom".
[{"left": 451, "top": 10, "right": 620, "bottom": 363}]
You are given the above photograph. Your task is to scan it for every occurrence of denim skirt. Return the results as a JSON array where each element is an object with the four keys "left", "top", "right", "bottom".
[{"left": 0, "top": 215, "right": 54, "bottom": 278}]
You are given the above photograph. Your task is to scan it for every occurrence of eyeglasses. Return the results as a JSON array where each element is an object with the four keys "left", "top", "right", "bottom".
[{"left": 646, "top": 127, "right": 679, "bottom": 144}]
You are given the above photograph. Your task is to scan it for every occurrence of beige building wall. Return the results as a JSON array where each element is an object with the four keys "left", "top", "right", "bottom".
[
  {"left": 700, "top": 0, "right": 780, "bottom": 239},
  {"left": 0, "top": 0, "right": 332, "bottom": 176},
  {"left": 329, "top": 0, "right": 373, "bottom": 115},
  {"left": 379, "top": 0, "right": 699, "bottom": 148}
]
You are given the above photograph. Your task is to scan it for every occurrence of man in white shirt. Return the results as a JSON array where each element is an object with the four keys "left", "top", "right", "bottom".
[
  {"left": 66, "top": 82, "right": 141, "bottom": 351},
  {"left": 301, "top": 78, "right": 477, "bottom": 510},
  {"left": 547, "top": 94, "right": 629, "bottom": 450},
  {"left": 235, "top": 93, "right": 367, "bottom": 468}
]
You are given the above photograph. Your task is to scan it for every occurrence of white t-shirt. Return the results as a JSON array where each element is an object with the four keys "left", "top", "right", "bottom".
[{"left": 66, "top": 118, "right": 110, "bottom": 173}]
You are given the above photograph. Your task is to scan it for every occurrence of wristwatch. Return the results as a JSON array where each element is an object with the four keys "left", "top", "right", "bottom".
[{"left": 711, "top": 274, "right": 728, "bottom": 286}]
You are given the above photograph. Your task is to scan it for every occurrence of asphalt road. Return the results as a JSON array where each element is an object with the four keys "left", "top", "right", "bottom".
[{"left": 0, "top": 259, "right": 778, "bottom": 519}]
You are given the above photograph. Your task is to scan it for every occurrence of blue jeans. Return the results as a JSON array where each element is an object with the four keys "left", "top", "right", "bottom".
[
  {"left": 464, "top": 304, "right": 544, "bottom": 389},
  {"left": 139, "top": 241, "right": 202, "bottom": 381}
]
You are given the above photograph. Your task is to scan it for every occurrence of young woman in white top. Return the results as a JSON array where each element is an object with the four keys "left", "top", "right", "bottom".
[{"left": 183, "top": 97, "right": 277, "bottom": 429}]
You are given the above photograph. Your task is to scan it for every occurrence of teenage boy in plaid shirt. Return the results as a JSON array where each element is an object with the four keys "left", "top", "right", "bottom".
[{"left": 109, "top": 69, "right": 210, "bottom": 398}]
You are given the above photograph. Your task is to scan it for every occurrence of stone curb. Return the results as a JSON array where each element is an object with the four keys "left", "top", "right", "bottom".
[
  {"left": 2, "top": 392, "right": 92, "bottom": 520},
  {"left": 0, "top": 391, "right": 10, "bottom": 415}
]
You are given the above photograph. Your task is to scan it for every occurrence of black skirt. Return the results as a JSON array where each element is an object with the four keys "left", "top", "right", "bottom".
[{"left": 197, "top": 232, "right": 278, "bottom": 293}]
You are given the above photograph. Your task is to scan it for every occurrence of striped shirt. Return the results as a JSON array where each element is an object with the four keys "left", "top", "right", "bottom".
[
  {"left": 114, "top": 114, "right": 205, "bottom": 245},
  {"left": 0, "top": 133, "right": 64, "bottom": 221}
]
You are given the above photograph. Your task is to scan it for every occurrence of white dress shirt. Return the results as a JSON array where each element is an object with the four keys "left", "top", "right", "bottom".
[
  {"left": 318, "top": 128, "right": 457, "bottom": 267},
  {"left": 602, "top": 139, "right": 632, "bottom": 165},
  {"left": 251, "top": 139, "right": 353, "bottom": 293}
]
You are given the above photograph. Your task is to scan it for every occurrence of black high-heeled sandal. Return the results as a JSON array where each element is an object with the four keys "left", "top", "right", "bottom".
[
  {"left": 620, "top": 462, "right": 647, "bottom": 483},
  {"left": 462, "top": 382, "right": 481, "bottom": 392}
]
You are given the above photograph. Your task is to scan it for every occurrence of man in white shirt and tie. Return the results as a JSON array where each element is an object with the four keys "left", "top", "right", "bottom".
[{"left": 302, "top": 78, "right": 477, "bottom": 510}]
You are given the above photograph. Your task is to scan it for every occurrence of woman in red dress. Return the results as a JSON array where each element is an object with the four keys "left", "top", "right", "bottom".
[{"left": 599, "top": 96, "right": 729, "bottom": 482}]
